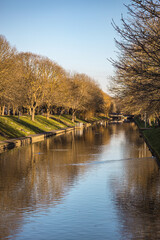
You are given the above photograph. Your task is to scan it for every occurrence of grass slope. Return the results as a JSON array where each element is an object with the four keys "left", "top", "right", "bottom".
[
  {"left": 0, "top": 115, "right": 67, "bottom": 141},
  {"left": 134, "top": 117, "right": 160, "bottom": 159},
  {"left": 0, "top": 114, "right": 107, "bottom": 141},
  {"left": 144, "top": 128, "right": 160, "bottom": 159}
]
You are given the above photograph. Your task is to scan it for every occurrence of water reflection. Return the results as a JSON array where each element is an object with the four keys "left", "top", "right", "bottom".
[
  {"left": 0, "top": 123, "right": 158, "bottom": 240},
  {"left": 0, "top": 127, "right": 111, "bottom": 239},
  {"left": 109, "top": 125, "right": 160, "bottom": 239},
  {"left": 111, "top": 161, "right": 160, "bottom": 239}
]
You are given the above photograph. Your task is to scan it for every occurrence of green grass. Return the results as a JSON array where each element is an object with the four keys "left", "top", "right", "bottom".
[
  {"left": 51, "top": 114, "right": 90, "bottom": 126},
  {"left": 134, "top": 116, "right": 150, "bottom": 128},
  {"left": 134, "top": 116, "right": 160, "bottom": 159},
  {"left": 0, "top": 115, "right": 68, "bottom": 141},
  {"left": 0, "top": 114, "right": 109, "bottom": 141},
  {"left": 52, "top": 115, "right": 75, "bottom": 126},
  {"left": 143, "top": 128, "right": 160, "bottom": 159},
  {"left": 87, "top": 116, "right": 103, "bottom": 122}
]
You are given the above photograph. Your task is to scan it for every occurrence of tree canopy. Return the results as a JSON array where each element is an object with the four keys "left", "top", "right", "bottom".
[
  {"left": 110, "top": 0, "right": 160, "bottom": 119},
  {"left": 0, "top": 35, "right": 111, "bottom": 120}
]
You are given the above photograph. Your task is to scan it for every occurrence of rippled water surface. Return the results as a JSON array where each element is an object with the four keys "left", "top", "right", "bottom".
[{"left": 0, "top": 123, "right": 160, "bottom": 240}]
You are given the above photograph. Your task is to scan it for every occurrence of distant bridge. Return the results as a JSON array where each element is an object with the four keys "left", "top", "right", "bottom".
[{"left": 109, "top": 113, "right": 134, "bottom": 121}]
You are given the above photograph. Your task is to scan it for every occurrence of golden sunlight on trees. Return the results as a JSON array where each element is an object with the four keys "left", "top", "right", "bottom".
[
  {"left": 0, "top": 35, "right": 111, "bottom": 120},
  {"left": 67, "top": 74, "right": 100, "bottom": 121},
  {"left": 18, "top": 52, "right": 46, "bottom": 121},
  {"left": 101, "top": 91, "right": 111, "bottom": 116},
  {"left": 0, "top": 35, "right": 22, "bottom": 115},
  {"left": 110, "top": 0, "right": 160, "bottom": 122}
]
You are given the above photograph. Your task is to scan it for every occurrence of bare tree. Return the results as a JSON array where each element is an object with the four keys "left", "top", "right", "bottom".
[
  {"left": 42, "top": 58, "right": 67, "bottom": 119},
  {"left": 109, "top": 0, "right": 160, "bottom": 118},
  {"left": 0, "top": 35, "right": 111, "bottom": 121},
  {"left": 0, "top": 35, "right": 22, "bottom": 115},
  {"left": 18, "top": 52, "right": 46, "bottom": 121}
]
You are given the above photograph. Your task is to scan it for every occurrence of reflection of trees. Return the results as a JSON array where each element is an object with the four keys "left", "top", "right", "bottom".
[
  {"left": 108, "top": 123, "right": 151, "bottom": 159},
  {"left": 0, "top": 126, "right": 111, "bottom": 239},
  {"left": 110, "top": 124, "right": 160, "bottom": 239},
  {"left": 1, "top": 122, "right": 152, "bottom": 239}
]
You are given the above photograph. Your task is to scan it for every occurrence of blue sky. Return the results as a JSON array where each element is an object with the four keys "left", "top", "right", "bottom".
[{"left": 0, "top": 0, "right": 130, "bottom": 92}]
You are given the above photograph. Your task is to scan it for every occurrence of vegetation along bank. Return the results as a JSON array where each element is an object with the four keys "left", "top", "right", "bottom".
[
  {"left": 0, "top": 35, "right": 111, "bottom": 123},
  {"left": 0, "top": 34, "right": 112, "bottom": 152},
  {"left": 135, "top": 117, "right": 160, "bottom": 163},
  {"left": 109, "top": 0, "right": 160, "bottom": 164},
  {"left": 0, "top": 114, "right": 107, "bottom": 152}
]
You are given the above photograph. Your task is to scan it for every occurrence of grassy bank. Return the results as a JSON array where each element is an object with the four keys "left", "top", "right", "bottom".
[
  {"left": 0, "top": 115, "right": 105, "bottom": 141},
  {"left": 134, "top": 117, "right": 160, "bottom": 160}
]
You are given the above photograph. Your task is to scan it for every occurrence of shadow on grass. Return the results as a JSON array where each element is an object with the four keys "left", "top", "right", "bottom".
[
  {"left": 62, "top": 114, "right": 86, "bottom": 124},
  {"left": 35, "top": 116, "right": 63, "bottom": 129},
  {"left": 60, "top": 115, "right": 77, "bottom": 125},
  {"left": 0, "top": 121, "right": 25, "bottom": 138},
  {"left": 62, "top": 114, "right": 73, "bottom": 122},
  {"left": 50, "top": 116, "right": 70, "bottom": 127},
  {"left": 10, "top": 116, "right": 43, "bottom": 134}
]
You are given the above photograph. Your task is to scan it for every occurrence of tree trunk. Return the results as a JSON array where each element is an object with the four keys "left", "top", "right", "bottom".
[
  {"left": 0, "top": 107, "right": 1, "bottom": 116},
  {"left": 72, "top": 111, "right": 76, "bottom": 123},
  {"left": 7, "top": 106, "right": 10, "bottom": 116},
  {"left": 144, "top": 112, "right": 147, "bottom": 128},
  {"left": 31, "top": 107, "right": 35, "bottom": 121},
  {"left": 2, "top": 105, "right": 5, "bottom": 116},
  {"left": 59, "top": 108, "right": 65, "bottom": 119},
  {"left": 148, "top": 118, "right": 151, "bottom": 126},
  {"left": 46, "top": 108, "right": 50, "bottom": 120},
  {"left": 12, "top": 106, "right": 16, "bottom": 115},
  {"left": 18, "top": 111, "right": 21, "bottom": 121}
]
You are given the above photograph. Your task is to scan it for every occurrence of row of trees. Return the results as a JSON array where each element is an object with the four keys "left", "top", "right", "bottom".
[
  {"left": 0, "top": 35, "right": 111, "bottom": 121},
  {"left": 110, "top": 0, "right": 160, "bottom": 122}
]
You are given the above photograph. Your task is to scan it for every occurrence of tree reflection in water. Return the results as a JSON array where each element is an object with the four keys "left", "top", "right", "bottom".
[
  {"left": 110, "top": 125, "right": 160, "bottom": 239},
  {"left": 0, "top": 126, "right": 111, "bottom": 239},
  {"left": 0, "top": 123, "right": 157, "bottom": 240}
]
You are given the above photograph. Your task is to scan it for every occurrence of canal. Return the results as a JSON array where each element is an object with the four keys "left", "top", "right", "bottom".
[{"left": 0, "top": 123, "right": 160, "bottom": 240}]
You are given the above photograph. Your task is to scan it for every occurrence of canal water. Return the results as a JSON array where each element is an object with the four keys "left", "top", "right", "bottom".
[{"left": 0, "top": 123, "right": 160, "bottom": 240}]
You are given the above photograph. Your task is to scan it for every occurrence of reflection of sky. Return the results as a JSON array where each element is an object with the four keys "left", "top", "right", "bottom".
[
  {"left": 0, "top": 123, "right": 156, "bottom": 240},
  {"left": 17, "top": 163, "right": 121, "bottom": 240},
  {"left": 99, "top": 131, "right": 126, "bottom": 161}
]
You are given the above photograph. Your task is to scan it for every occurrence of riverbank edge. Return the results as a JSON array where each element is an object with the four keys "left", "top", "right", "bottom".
[
  {"left": 134, "top": 118, "right": 160, "bottom": 165},
  {"left": 0, "top": 123, "right": 92, "bottom": 153}
]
